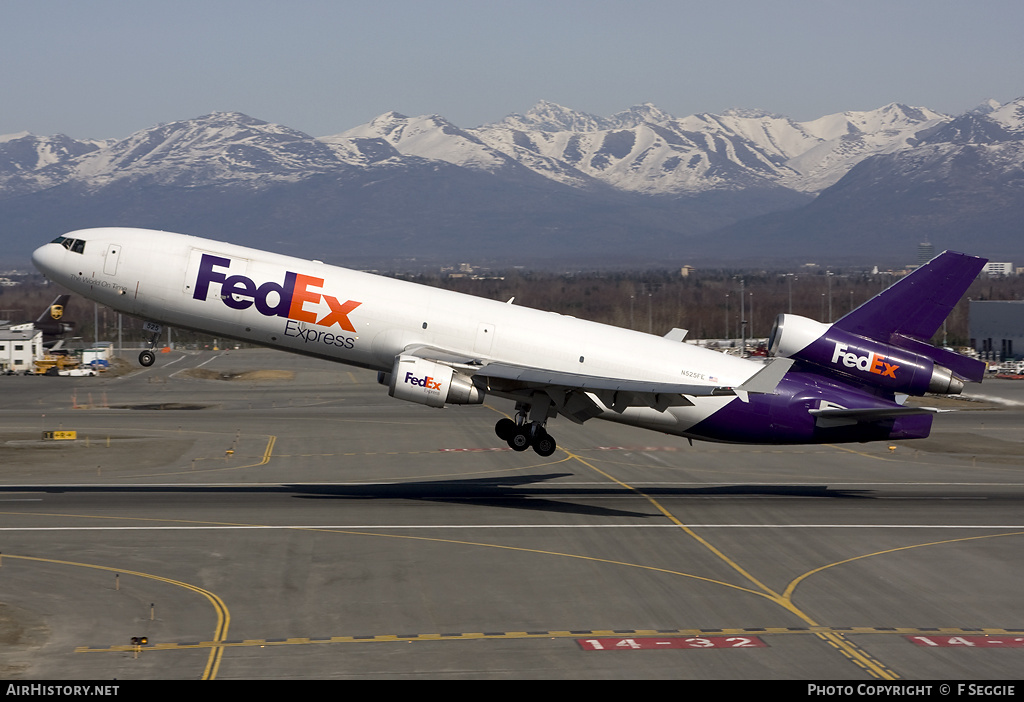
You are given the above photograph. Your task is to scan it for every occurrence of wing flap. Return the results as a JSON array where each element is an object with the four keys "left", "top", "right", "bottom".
[
  {"left": 401, "top": 344, "right": 483, "bottom": 367},
  {"left": 476, "top": 361, "right": 733, "bottom": 397}
]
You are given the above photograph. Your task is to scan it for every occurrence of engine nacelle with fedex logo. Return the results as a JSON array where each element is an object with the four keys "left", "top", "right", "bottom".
[
  {"left": 768, "top": 314, "right": 965, "bottom": 395},
  {"left": 382, "top": 355, "right": 485, "bottom": 408}
]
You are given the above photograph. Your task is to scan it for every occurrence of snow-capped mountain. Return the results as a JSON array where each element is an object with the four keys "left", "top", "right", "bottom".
[
  {"left": 67, "top": 112, "right": 353, "bottom": 189},
  {"left": 0, "top": 101, "right": 959, "bottom": 197},
  {"left": 492, "top": 100, "right": 611, "bottom": 132},
  {"left": 988, "top": 98, "right": 1024, "bottom": 134},
  {"left": 0, "top": 132, "right": 106, "bottom": 194},
  {"left": 1, "top": 97, "right": 1022, "bottom": 264},
  {"left": 464, "top": 101, "right": 949, "bottom": 195},
  {"left": 1, "top": 112, "right": 349, "bottom": 193},
  {"left": 474, "top": 108, "right": 796, "bottom": 194},
  {"left": 707, "top": 96, "right": 1024, "bottom": 263},
  {"left": 313, "top": 100, "right": 950, "bottom": 197},
  {"left": 330, "top": 111, "right": 518, "bottom": 173},
  {"left": 768, "top": 103, "right": 949, "bottom": 191}
]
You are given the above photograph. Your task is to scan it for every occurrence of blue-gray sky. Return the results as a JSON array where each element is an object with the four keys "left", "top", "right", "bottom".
[{"left": 2, "top": 0, "right": 1022, "bottom": 140}]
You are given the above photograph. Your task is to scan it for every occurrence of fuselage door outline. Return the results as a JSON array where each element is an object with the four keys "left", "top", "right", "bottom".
[{"left": 103, "top": 244, "right": 121, "bottom": 276}]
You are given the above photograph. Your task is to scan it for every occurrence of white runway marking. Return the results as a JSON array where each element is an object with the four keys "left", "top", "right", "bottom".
[
  {"left": 1, "top": 481, "right": 1022, "bottom": 488},
  {"left": 2, "top": 524, "right": 1023, "bottom": 531}
]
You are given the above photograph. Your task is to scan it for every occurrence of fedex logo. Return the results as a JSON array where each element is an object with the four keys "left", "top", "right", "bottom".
[
  {"left": 193, "top": 254, "right": 361, "bottom": 332},
  {"left": 405, "top": 372, "right": 442, "bottom": 391},
  {"left": 831, "top": 342, "right": 899, "bottom": 379}
]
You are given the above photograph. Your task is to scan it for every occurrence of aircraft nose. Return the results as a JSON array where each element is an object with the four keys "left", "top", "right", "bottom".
[{"left": 32, "top": 241, "right": 63, "bottom": 279}]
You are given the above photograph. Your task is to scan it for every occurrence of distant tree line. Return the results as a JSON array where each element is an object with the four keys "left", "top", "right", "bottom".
[
  {"left": 3, "top": 267, "right": 1022, "bottom": 348},
  {"left": 423, "top": 267, "right": 1024, "bottom": 347}
]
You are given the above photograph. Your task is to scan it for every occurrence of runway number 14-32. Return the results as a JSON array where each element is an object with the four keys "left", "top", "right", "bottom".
[
  {"left": 578, "top": 637, "right": 766, "bottom": 650},
  {"left": 907, "top": 636, "right": 1024, "bottom": 648}
]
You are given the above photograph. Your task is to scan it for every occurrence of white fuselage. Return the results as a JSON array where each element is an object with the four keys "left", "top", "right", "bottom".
[{"left": 33, "top": 228, "right": 758, "bottom": 437}]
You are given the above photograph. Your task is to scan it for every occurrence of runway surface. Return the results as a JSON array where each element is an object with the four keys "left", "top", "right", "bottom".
[{"left": 1, "top": 349, "right": 1022, "bottom": 680}]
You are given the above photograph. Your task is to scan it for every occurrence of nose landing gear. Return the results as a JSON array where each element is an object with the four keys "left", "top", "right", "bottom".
[{"left": 138, "top": 321, "right": 162, "bottom": 367}]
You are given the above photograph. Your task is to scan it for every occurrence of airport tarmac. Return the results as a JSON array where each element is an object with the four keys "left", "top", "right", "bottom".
[{"left": 0, "top": 348, "right": 1022, "bottom": 680}]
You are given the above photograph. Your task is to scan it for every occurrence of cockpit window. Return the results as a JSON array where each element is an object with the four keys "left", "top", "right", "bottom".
[{"left": 49, "top": 235, "right": 86, "bottom": 254}]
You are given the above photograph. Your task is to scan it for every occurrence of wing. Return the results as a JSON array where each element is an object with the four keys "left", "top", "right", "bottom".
[{"left": 401, "top": 344, "right": 792, "bottom": 423}]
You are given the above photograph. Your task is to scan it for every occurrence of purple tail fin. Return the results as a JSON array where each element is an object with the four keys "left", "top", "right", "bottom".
[
  {"left": 835, "top": 251, "right": 986, "bottom": 341},
  {"left": 834, "top": 251, "right": 987, "bottom": 382}
]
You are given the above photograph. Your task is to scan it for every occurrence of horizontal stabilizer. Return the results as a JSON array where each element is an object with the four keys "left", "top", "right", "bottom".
[
  {"left": 889, "top": 335, "right": 986, "bottom": 383},
  {"left": 809, "top": 405, "right": 942, "bottom": 428},
  {"left": 809, "top": 406, "right": 941, "bottom": 419}
]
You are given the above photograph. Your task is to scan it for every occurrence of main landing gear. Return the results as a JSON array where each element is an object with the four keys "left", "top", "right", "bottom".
[{"left": 494, "top": 397, "right": 557, "bottom": 457}]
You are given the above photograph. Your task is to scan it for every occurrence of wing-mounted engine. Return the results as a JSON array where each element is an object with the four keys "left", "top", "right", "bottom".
[
  {"left": 378, "top": 355, "right": 485, "bottom": 408},
  {"left": 768, "top": 314, "right": 965, "bottom": 396}
]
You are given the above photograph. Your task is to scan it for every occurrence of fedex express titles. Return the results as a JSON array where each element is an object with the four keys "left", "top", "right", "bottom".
[
  {"left": 831, "top": 341, "right": 899, "bottom": 379},
  {"left": 193, "top": 253, "right": 361, "bottom": 349}
]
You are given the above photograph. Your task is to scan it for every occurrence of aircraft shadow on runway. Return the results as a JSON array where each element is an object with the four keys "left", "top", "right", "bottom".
[
  {"left": 286, "top": 475, "right": 879, "bottom": 518},
  {"left": 9, "top": 475, "right": 881, "bottom": 519}
]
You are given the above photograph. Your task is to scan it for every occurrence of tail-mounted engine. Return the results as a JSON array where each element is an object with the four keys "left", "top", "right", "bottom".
[
  {"left": 768, "top": 314, "right": 965, "bottom": 395},
  {"left": 378, "top": 355, "right": 485, "bottom": 408}
]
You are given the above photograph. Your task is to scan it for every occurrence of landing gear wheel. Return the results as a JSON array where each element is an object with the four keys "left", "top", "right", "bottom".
[
  {"left": 507, "top": 429, "right": 531, "bottom": 452},
  {"left": 494, "top": 418, "right": 517, "bottom": 441},
  {"left": 532, "top": 430, "right": 556, "bottom": 457},
  {"left": 139, "top": 350, "right": 155, "bottom": 367}
]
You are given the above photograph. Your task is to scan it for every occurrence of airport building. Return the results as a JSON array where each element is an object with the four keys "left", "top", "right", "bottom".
[
  {"left": 982, "top": 262, "right": 1016, "bottom": 276},
  {"left": 970, "top": 300, "right": 1024, "bottom": 361},
  {"left": 0, "top": 327, "right": 44, "bottom": 373},
  {"left": 918, "top": 241, "right": 935, "bottom": 266}
]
